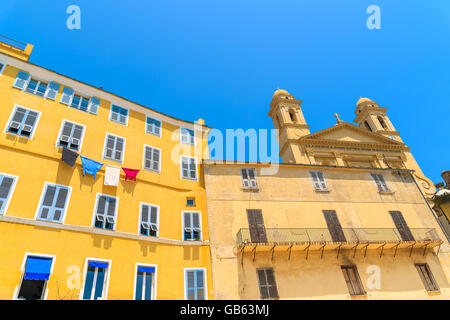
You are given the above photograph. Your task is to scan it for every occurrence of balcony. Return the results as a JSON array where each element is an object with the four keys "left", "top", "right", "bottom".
[{"left": 236, "top": 228, "right": 443, "bottom": 260}]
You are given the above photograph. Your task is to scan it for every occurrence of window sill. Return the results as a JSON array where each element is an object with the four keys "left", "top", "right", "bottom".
[
  {"left": 5, "top": 132, "right": 32, "bottom": 140},
  {"left": 146, "top": 131, "right": 161, "bottom": 138},
  {"left": 314, "top": 189, "right": 330, "bottom": 193},
  {"left": 143, "top": 168, "right": 161, "bottom": 174},
  {"left": 378, "top": 190, "right": 395, "bottom": 195},
  {"left": 242, "top": 187, "right": 259, "bottom": 192},
  {"left": 350, "top": 293, "right": 367, "bottom": 299},
  {"left": 427, "top": 289, "right": 441, "bottom": 296}
]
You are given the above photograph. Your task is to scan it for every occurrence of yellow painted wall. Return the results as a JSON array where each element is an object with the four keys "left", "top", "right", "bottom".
[
  {"left": 204, "top": 164, "right": 450, "bottom": 300},
  {"left": 0, "top": 56, "right": 213, "bottom": 299}
]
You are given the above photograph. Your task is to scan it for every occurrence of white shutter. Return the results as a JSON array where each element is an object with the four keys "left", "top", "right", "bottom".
[
  {"left": 317, "top": 171, "right": 327, "bottom": 190},
  {"left": 45, "top": 81, "right": 60, "bottom": 100},
  {"left": 13, "top": 71, "right": 30, "bottom": 90},
  {"left": 310, "top": 171, "right": 322, "bottom": 190},
  {"left": 89, "top": 97, "right": 100, "bottom": 114},
  {"left": 60, "top": 87, "right": 74, "bottom": 105}
]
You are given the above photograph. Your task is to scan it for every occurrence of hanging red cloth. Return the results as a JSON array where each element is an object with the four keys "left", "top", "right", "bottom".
[{"left": 122, "top": 168, "right": 140, "bottom": 181}]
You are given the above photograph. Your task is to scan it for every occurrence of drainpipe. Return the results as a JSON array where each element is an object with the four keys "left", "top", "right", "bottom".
[{"left": 410, "top": 171, "right": 450, "bottom": 243}]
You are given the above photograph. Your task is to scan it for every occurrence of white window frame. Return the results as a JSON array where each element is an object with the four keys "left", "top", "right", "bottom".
[
  {"left": 180, "top": 127, "right": 195, "bottom": 146},
  {"left": 91, "top": 193, "right": 119, "bottom": 231},
  {"left": 23, "top": 76, "right": 50, "bottom": 98},
  {"left": 13, "top": 252, "right": 56, "bottom": 300},
  {"left": 180, "top": 156, "right": 198, "bottom": 181},
  {"left": 55, "top": 119, "right": 86, "bottom": 152},
  {"left": 69, "top": 93, "right": 91, "bottom": 112},
  {"left": 184, "top": 267, "right": 208, "bottom": 300},
  {"left": 138, "top": 202, "right": 160, "bottom": 237},
  {"left": 145, "top": 116, "right": 162, "bottom": 137},
  {"left": 109, "top": 104, "right": 129, "bottom": 126},
  {"left": 310, "top": 171, "right": 328, "bottom": 191},
  {"left": 142, "top": 144, "right": 161, "bottom": 173},
  {"left": 0, "top": 61, "right": 6, "bottom": 76},
  {"left": 241, "top": 168, "right": 258, "bottom": 189},
  {"left": 34, "top": 182, "right": 72, "bottom": 224},
  {"left": 133, "top": 263, "right": 158, "bottom": 300},
  {"left": 182, "top": 210, "right": 202, "bottom": 241},
  {"left": 4, "top": 104, "right": 42, "bottom": 140},
  {"left": 79, "top": 257, "right": 112, "bottom": 300},
  {"left": 102, "top": 133, "right": 126, "bottom": 164},
  {"left": 0, "top": 172, "right": 18, "bottom": 215}
]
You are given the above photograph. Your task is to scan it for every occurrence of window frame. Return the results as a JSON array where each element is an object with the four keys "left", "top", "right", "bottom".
[
  {"left": 79, "top": 257, "right": 111, "bottom": 300},
  {"left": 180, "top": 155, "right": 198, "bottom": 181},
  {"left": 142, "top": 144, "right": 162, "bottom": 173},
  {"left": 55, "top": 119, "right": 86, "bottom": 152},
  {"left": 23, "top": 76, "right": 49, "bottom": 98},
  {"left": 341, "top": 265, "right": 366, "bottom": 296},
  {"left": 310, "top": 170, "right": 328, "bottom": 191},
  {"left": 102, "top": 133, "right": 126, "bottom": 164},
  {"left": 109, "top": 104, "right": 129, "bottom": 126},
  {"left": 371, "top": 173, "right": 390, "bottom": 193},
  {"left": 0, "top": 172, "right": 18, "bottom": 215},
  {"left": 241, "top": 168, "right": 258, "bottom": 189},
  {"left": 184, "top": 267, "right": 208, "bottom": 300},
  {"left": 415, "top": 263, "right": 439, "bottom": 292},
  {"left": 145, "top": 116, "right": 162, "bottom": 137},
  {"left": 34, "top": 182, "right": 72, "bottom": 224},
  {"left": 91, "top": 193, "right": 119, "bottom": 231},
  {"left": 180, "top": 127, "right": 195, "bottom": 146},
  {"left": 133, "top": 263, "right": 158, "bottom": 300},
  {"left": 4, "top": 104, "right": 42, "bottom": 139},
  {"left": 14, "top": 252, "right": 56, "bottom": 300},
  {"left": 182, "top": 210, "right": 202, "bottom": 241},
  {"left": 0, "top": 61, "right": 6, "bottom": 76},
  {"left": 138, "top": 202, "right": 160, "bottom": 237},
  {"left": 256, "top": 268, "right": 279, "bottom": 300}
]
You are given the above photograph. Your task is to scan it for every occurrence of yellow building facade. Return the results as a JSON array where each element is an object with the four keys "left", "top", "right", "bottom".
[
  {"left": 204, "top": 89, "right": 450, "bottom": 299},
  {"left": 0, "top": 38, "right": 213, "bottom": 300}
]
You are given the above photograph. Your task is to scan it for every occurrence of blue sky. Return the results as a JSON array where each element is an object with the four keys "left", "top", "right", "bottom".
[{"left": 0, "top": 0, "right": 449, "bottom": 183}]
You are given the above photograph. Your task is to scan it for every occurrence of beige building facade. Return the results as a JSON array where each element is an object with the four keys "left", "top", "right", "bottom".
[{"left": 204, "top": 90, "right": 450, "bottom": 299}]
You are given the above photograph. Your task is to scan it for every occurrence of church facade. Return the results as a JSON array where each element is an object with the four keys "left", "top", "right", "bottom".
[{"left": 204, "top": 90, "right": 450, "bottom": 299}]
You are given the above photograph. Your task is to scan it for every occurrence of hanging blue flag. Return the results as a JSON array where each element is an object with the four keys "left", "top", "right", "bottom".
[{"left": 80, "top": 156, "right": 104, "bottom": 179}]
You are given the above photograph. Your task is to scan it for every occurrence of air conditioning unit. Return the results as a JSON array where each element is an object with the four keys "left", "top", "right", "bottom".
[
  {"left": 9, "top": 121, "right": 20, "bottom": 130},
  {"left": 150, "top": 224, "right": 158, "bottom": 231},
  {"left": 22, "top": 125, "right": 33, "bottom": 133},
  {"left": 141, "top": 222, "right": 150, "bottom": 230},
  {"left": 96, "top": 214, "right": 105, "bottom": 222},
  {"left": 106, "top": 216, "right": 115, "bottom": 224},
  {"left": 184, "top": 227, "right": 193, "bottom": 232},
  {"left": 60, "top": 135, "right": 70, "bottom": 145},
  {"left": 71, "top": 138, "right": 80, "bottom": 147}
]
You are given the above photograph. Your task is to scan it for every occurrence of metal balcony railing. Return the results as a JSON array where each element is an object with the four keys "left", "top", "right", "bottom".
[
  {"left": 0, "top": 35, "right": 27, "bottom": 51},
  {"left": 236, "top": 228, "right": 441, "bottom": 247}
]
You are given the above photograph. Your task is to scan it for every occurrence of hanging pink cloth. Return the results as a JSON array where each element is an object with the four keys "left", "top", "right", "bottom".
[{"left": 122, "top": 168, "right": 140, "bottom": 181}]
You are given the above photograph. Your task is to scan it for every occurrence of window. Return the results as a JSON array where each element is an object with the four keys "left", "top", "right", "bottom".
[
  {"left": 185, "top": 269, "right": 206, "bottom": 300},
  {"left": 241, "top": 168, "right": 257, "bottom": 189},
  {"left": 103, "top": 134, "right": 125, "bottom": 163},
  {"left": 389, "top": 211, "right": 415, "bottom": 241},
  {"left": 181, "top": 156, "right": 197, "bottom": 180},
  {"left": 0, "top": 173, "right": 17, "bottom": 214},
  {"left": 6, "top": 106, "right": 40, "bottom": 138},
  {"left": 60, "top": 87, "right": 100, "bottom": 114},
  {"left": 310, "top": 171, "right": 327, "bottom": 190},
  {"left": 17, "top": 255, "right": 53, "bottom": 300},
  {"left": 82, "top": 260, "right": 109, "bottom": 300},
  {"left": 143, "top": 145, "right": 161, "bottom": 172},
  {"left": 415, "top": 263, "right": 439, "bottom": 292},
  {"left": 57, "top": 121, "right": 85, "bottom": 151},
  {"left": 0, "top": 62, "right": 5, "bottom": 75},
  {"left": 180, "top": 128, "right": 195, "bottom": 145},
  {"left": 363, "top": 121, "right": 372, "bottom": 132},
  {"left": 183, "top": 211, "right": 201, "bottom": 241},
  {"left": 257, "top": 268, "right": 279, "bottom": 300},
  {"left": 94, "top": 194, "right": 118, "bottom": 230},
  {"left": 378, "top": 116, "right": 387, "bottom": 129},
  {"left": 135, "top": 265, "right": 156, "bottom": 300},
  {"left": 247, "top": 209, "right": 267, "bottom": 243},
  {"left": 341, "top": 265, "right": 365, "bottom": 296},
  {"left": 146, "top": 117, "right": 161, "bottom": 136},
  {"left": 37, "top": 183, "right": 71, "bottom": 223},
  {"left": 288, "top": 110, "right": 296, "bottom": 122},
  {"left": 186, "top": 198, "right": 195, "bottom": 206},
  {"left": 371, "top": 173, "right": 390, "bottom": 192},
  {"left": 110, "top": 105, "right": 128, "bottom": 125},
  {"left": 25, "top": 78, "right": 48, "bottom": 97},
  {"left": 323, "top": 210, "right": 346, "bottom": 242},
  {"left": 140, "top": 203, "right": 158, "bottom": 237}
]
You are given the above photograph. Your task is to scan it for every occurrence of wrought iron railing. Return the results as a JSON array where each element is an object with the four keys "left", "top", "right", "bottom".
[
  {"left": 0, "top": 35, "right": 27, "bottom": 50},
  {"left": 236, "top": 228, "right": 441, "bottom": 247}
]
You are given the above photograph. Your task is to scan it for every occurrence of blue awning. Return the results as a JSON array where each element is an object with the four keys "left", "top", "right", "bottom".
[
  {"left": 88, "top": 261, "right": 108, "bottom": 269},
  {"left": 138, "top": 266, "right": 155, "bottom": 273},
  {"left": 24, "top": 256, "right": 52, "bottom": 280}
]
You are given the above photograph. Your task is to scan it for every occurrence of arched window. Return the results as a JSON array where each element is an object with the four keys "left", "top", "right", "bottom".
[
  {"left": 364, "top": 121, "right": 372, "bottom": 132},
  {"left": 378, "top": 116, "right": 387, "bottom": 129},
  {"left": 289, "top": 110, "right": 296, "bottom": 123}
]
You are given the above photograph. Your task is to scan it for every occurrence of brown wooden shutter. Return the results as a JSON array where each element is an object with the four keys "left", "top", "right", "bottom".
[
  {"left": 323, "top": 210, "right": 346, "bottom": 242},
  {"left": 389, "top": 211, "right": 415, "bottom": 241},
  {"left": 247, "top": 209, "right": 267, "bottom": 243}
]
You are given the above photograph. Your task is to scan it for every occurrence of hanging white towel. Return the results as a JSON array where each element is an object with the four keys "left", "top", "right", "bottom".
[{"left": 104, "top": 165, "right": 120, "bottom": 186}]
